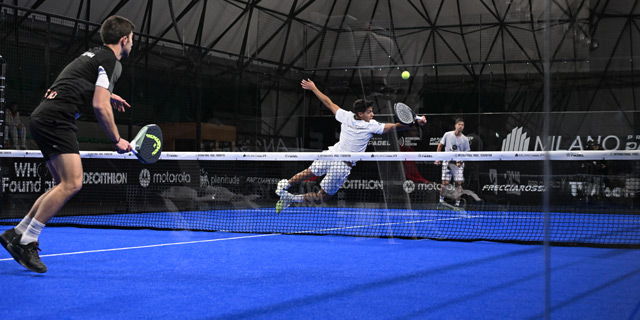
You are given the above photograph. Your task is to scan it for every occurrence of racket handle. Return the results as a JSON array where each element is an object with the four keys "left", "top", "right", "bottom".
[{"left": 130, "top": 148, "right": 138, "bottom": 155}]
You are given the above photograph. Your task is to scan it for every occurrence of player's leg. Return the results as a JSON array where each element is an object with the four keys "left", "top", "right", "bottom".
[
  {"left": 3, "top": 116, "right": 65, "bottom": 245},
  {"left": 454, "top": 182, "right": 463, "bottom": 206},
  {"left": 9, "top": 125, "right": 18, "bottom": 149},
  {"left": 7, "top": 154, "right": 82, "bottom": 273},
  {"left": 1, "top": 134, "right": 65, "bottom": 261},
  {"left": 453, "top": 163, "right": 465, "bottom": 207},
  {"left": 277, "top": 161, "right": 348, "bottom": 213},
  {"left": 3, "top": 186, "right": 58, "bottom": 250},
  {"left": 304, "top": 189, "right": 331, "bottom": 204},
  {"left": 29, "top": 154, "right": 83, "bottom": 226},
  {"left": 276, "top": 168, "right": 316, "bottom": 196},
  {"left": 289, "top": 168, "right": 316, "bottom": 186},
  {"left": 19, "top": 127, "right": 27, "bottom": 149},
  {"left": 304, "top": 161, "right": 351, "bottom": 204},
  {"left": 439, "top": 161, "right": 452, "bottom": 203},
  {"left": 24, "top": 163, "right": 62, "bottom": 220},
  {"left": 277, "top": 160, "right": 328, "bottom": 198}
]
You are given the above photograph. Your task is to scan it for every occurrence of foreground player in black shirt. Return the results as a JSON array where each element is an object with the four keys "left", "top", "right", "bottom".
[{"left": 0, "top": 16, "right": 135, "bottom": 273}]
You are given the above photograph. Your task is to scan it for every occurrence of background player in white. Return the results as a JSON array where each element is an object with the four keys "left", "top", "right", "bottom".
[
  {"left": 434, "top": 118, "right": 470, "bottom": 207},
  {"left": 4, "top": 102, "right": 27, "bottom": 149},
  {"left": 275, "top": 79, "right": 427, "bottom": 213}
]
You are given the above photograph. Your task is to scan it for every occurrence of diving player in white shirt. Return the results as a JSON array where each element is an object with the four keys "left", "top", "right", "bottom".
[{"left": 275, "top": 79, "right": 427, "bottom": 213}]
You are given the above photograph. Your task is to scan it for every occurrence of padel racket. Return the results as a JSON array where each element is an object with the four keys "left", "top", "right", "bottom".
[
  {"left": 393, "top": 102, "right": 422, "bottom": 125},
  {"left": 131, "top": 124, "right": 163, "bottom": 164}
]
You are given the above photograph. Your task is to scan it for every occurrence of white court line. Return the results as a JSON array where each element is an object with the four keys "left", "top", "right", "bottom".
[
  {"left": 295, "top": 215, "right": 472, "bottom": 234},
  {"left": 0, "top": 233, "right": 278, "bottom": 261},
  {"left": 0, "top": 214, "right": 470, "bottom": 262}
]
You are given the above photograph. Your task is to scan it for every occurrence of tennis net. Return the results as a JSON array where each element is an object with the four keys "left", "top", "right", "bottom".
[{"left": 0, "top": 150, "right": 638, "bottom": 247}]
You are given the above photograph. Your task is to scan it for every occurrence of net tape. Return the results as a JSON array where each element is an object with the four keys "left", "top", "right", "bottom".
[{"left": 0, "top": 150, "right": 637, "bottom": 161}]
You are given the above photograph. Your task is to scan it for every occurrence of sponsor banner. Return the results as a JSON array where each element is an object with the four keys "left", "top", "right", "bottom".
[
  {"left": 482, "top": 184, "right": 545, "bottom": 193},
  {"left": 601, "top": 150, "right": 640, "bottom": 161},
  {"left": 402, "top": 180, "right": 454, "bottom": 193},
  {"left": 500, "top": 151, "right": 546, "bottom": 161},
  {"left": 137, "top": 169, "right": 193, "bottom": 188},
  {"left": 290, "top": 153, "right": 362, "bottom": 162},
  {"left": 240, "top": 153, "right": 269, "bottom": 159},
  {"left": 23, "top": 151, "right": 44, "bottom": 158},
  {"left": 368, "top": 136, "right": 391, "bottom": 146},
  {"left": 195, "top": 153, "right": 236, "bottom": 160},
  {"left": 367, "top": 153, "right": 400, "bottom": 161},
  {"left": 160, "top": 152, "right": 183, "bottom": 160},
  {"left": 81, "top": 151, "right": 131, "bottom": 159},
  {"left": 83, "top": 172, "right": 128, "bottom": 185},
  {"left": 498, "top": 126, "right": 639, "bottom": 152},
  {"left": 1, "top": 160, "right": 55, "bottom": 194},
  {"left": 342, "top": 179, "right": 384, "bottom": 190}
]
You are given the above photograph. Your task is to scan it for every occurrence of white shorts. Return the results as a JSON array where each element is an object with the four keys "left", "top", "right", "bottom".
[
  {"left": 442, "top": 161, "right": 464, "bottom": 183},
  {"left": 309, "top": 160, "right": 353, "bottom": 195}
]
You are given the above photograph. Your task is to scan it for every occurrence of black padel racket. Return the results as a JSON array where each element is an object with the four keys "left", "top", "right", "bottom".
[{"left": 131, "top": 124, "right": 163, "bottom": 164}]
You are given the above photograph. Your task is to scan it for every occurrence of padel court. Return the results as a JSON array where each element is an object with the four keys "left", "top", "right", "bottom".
[{"left": 2, "top": 1, "right": 640, "bottom": 319}]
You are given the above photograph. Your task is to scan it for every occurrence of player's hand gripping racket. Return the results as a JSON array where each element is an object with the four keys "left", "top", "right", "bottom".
[
  {"left": 394, "top": 102, "right": 422, "bottom": 125},
  {"left": 131, "top": 124, "right": 163, "bottom": 164}
]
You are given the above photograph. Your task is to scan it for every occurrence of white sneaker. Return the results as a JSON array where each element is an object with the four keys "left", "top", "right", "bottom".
[
  {"left": 275, "top": 192, "right": 293, "bottom": 214},
  {"left": 275, "top": 179, "right": 289, "bottom": 196}
]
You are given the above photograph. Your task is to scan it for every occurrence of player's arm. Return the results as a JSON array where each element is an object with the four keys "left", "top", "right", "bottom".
[
  {"left": 382, "top": 122, "right": 409, "bottom": 134},
  {"left": 434, "top": 142, "right": 445, "bottom": 165},
  {"left": 301, "top": 79, "right": 340, "bottom": 115},
  {"left": 382, "top": 116, "right": 426, "bottom": 134},
  {"left": 93, "top": 86, "right": 131, "bottom": 152}
]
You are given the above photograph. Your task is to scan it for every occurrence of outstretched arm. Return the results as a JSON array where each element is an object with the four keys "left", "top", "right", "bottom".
[
  {"left": 383, "top": 123, "right": 409, "bottom": 134},
  {"left": 301, "top": 79, "right": 340, "bottom": 115},
  {"left": 382, "top": 116, "right": 427, "bottom": 133}
]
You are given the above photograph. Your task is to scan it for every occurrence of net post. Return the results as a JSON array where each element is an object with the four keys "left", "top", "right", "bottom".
[
  {"left": 0, "top": 54, "right": 6, "bottom": 149},
  {"left": 543, "top": 1, "right": 552, "bottom": 318}
]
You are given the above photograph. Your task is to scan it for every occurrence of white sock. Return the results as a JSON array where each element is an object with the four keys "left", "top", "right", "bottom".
[
  {"left": 20, "top": 218, "right": 45, "bottom": 245},
  {"left": 455, "top": 201, "right": 461, "bottom": 206},
  {"left": 439, "top": 197, "right": 444, "bottom": 202},
  {"left": 14, "top": 216, "right": 32, "bottom": 235},
  {"left": 278, "top": 179, "right": 290, "bottom": 189}
]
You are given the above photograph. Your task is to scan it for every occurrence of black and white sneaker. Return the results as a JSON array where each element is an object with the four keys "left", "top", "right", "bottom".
[
  {"left": 0, "top": 228, "right": 19, "bottom": 249},
  {"left": 7, "top": 241, "right": 47, "bottom": 273},
  {"left": 0, "top": 228, "right": 23, "bottom": 265}
]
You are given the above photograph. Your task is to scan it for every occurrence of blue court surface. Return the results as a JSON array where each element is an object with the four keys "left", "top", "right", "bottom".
[{"left": 1, "top": 226, "right": 639, "bottom": 319}]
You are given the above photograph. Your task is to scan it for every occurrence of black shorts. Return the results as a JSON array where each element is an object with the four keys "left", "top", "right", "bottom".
[{"left": 29, "top": 117, "right": 79, "bottom": 161}]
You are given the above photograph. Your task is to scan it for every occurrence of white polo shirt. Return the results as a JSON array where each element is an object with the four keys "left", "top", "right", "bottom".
[
  {"left": 328, "top": 108, "right": 385, "bottom": 153},
  {"left": 440, "top": 131, "right": 470, "bottom": 152}
]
